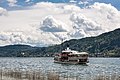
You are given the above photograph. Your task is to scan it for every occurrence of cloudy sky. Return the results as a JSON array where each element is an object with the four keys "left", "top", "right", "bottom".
[{"left": 0, "top": 0, "right": 120, "bottom": 46}]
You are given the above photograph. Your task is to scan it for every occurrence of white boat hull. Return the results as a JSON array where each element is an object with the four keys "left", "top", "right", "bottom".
[{"left": 54, "top": 60, "right": 88, "bottom": 65}]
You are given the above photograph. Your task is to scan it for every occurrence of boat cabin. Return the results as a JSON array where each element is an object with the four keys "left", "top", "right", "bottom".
[{"left": 54, "top": 47, "right": 89, "bottom": 64}]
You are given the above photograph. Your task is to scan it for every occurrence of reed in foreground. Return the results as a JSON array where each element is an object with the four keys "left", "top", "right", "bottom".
[
  {"left": 0, "top": 69, "right": 120, "bottom": 80},
  {"left": 94, "top": 74, "right": 120, "bottom": 80}
]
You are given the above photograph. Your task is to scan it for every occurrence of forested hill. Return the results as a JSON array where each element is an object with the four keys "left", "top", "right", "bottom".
[
  {"left": 46, "top": 28, "right": 120, "bottom": 57},
  {"left": 0, "top": 28, "right": 120, "bottom": 57}
]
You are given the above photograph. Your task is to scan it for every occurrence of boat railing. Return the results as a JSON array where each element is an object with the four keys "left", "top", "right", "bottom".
[{"left": 68, "top": 57, "right": 87, "bottom": 60}]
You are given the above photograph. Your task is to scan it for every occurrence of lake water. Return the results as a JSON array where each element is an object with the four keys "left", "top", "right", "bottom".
[{"left": 0, "top": 57, "right": 120, "bottom": 80}]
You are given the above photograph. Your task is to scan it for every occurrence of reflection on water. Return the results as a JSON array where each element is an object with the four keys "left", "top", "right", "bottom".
[{"left": 0, "top": 57, "right": 120, "bottom": 80}]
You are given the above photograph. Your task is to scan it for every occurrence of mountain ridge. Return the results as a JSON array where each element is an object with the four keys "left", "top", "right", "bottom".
[{"left": 0, "top": 28, "right": 120, "bottom": 57}]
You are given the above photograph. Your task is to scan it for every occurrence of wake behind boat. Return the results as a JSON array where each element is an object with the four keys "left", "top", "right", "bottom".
[{"left": 54, "top": 47, "right": 89, "bottom": 64}]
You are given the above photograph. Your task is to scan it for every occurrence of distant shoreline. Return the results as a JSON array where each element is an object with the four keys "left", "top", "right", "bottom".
[{"left": 0, "top": 57, "right": 120, "bottom": 58}]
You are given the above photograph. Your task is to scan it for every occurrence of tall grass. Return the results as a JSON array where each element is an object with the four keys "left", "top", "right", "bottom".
[
  {"left": 94, "top": 74, "right": 120, "bottom": 80},
  {"left": 0, "top": 68, "right": 120, "bottom": 80}
]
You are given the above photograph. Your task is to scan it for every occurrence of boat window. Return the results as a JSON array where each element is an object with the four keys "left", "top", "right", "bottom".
[
  {"left": 77, "top": 55, "right": 81, "bottom": 57},
  {"left": 68, "top": 54, "right": 78, "bottom": 57},
  {"left": 81, "top": 54, "right": 88, "bottom": 57}
]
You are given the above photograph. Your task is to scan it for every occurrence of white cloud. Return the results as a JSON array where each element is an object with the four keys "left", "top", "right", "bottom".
[
  {"left": 7, "top": 0, "right": 17, "bottom": 3},
  {"left": 70, "top": 13, "right": 101, "bottom": 31},
  {"left": 63, "top": 5, "right": 81, "bottom": 13},
  {"left": 78, "top": 1, "right": 89, "bottom": 5},
  {"left": 7, "top": 0, "right": 17, "bottom": 6},
  {"left": 69, "top": 0, "right": 77, "bottom": 3},
  {"left": 40, "top": 16, "right": 69, "bottom": 32},
  {"left": 0, "top": 7, "right": 8, "bottom": 16},
  {"left": 25, "top": 0, "right": 30, "bottom": 3},
  {"left": 89, "top": 2, "right": 119, "bottom": 19},
  {"left": 69, "top": 12, "right": 102, "bottom": 38},
  {"left": 33, "top": 2, "right": 57, "bottom": 9},
  {"left": 83, "top": 2, "right": 120, "bottom": 31},
  {"left": 0, "top": 2, "right": 120, "bottom": 46},
  {"left": 0, "top": 31, "right": 61, "bottom": 46},
  {"left": 68, "top": 29, "right": 87, "bottom": 38}
]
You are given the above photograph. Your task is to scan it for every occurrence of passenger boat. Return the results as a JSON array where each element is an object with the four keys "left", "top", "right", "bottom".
[{"left": 54, "top": 47, "right": 89, "bottom": 64}]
